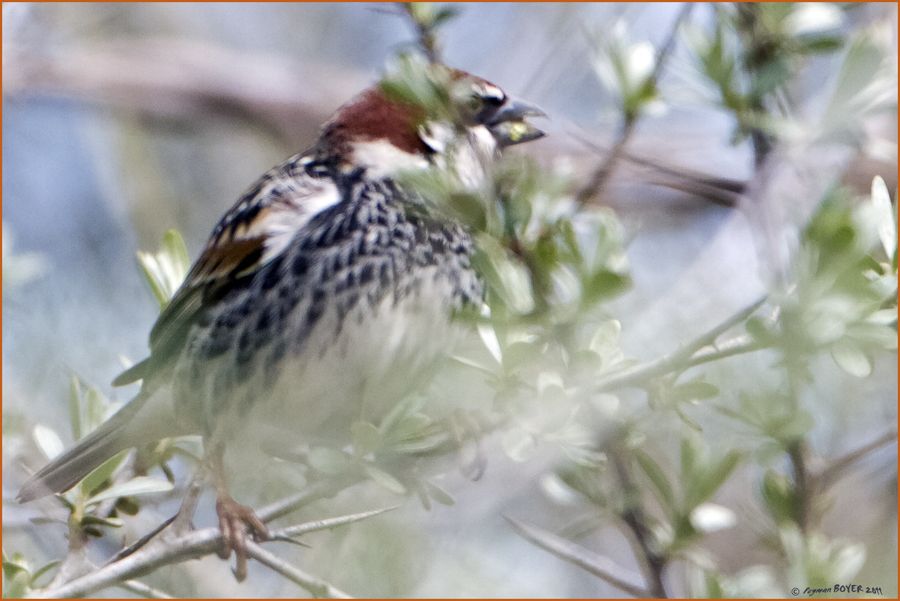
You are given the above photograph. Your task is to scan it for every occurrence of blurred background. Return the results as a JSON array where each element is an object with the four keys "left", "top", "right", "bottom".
[{"left": 3, "top": 2, "right": 897, "bottom": 597}]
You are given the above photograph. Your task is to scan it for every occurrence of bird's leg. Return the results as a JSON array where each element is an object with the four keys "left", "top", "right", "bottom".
[
  {"left": 209, "top": 445, "right": 269, "bottom": 581},
  {"left": 170, "top": 471, "right": 204, "bottom": 535}
]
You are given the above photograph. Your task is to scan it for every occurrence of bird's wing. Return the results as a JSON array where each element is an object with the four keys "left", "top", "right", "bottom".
[{"left": 113, "top": 158, "right": 342, "bottom": 386}]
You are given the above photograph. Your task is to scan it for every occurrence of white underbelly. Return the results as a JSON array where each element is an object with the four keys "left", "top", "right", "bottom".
[{"left": 244, "top": 280, "right": 462, "bottom": 450}]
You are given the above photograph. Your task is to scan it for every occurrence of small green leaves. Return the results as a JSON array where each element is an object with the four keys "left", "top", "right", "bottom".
[
  {"left": 307, "top": 447, "right": 353, "bottom": 475},
  {"left": 80, "top": 450, "right": 128, "bottom": 498},
  {"left": 423, "top": 481, "right": 455, "bottom": 507},
  {"left": 761, "top": 470, "right": 797, "bottom": 526},
  {"left": 830, "top": 339, "right": 872, "bottom": 378},
  {"left": 780, "top": 526, "right": 867, "bottom": 589},
  {"left": 68, "top": 376, "right": 83, "bottom": 441},
  {"left": 870, "top": 176, "right": 896, "bottom": 262},
  {"left": 364, "top": 465, "right": 407, "bottom": 495},
  {"left": 679, "top": 437, "right": 741, "bottom": 514},
  {"left": 32, "top": 424, "right": 64, "bottom": 460},
  {"left": 380, "top": 53, "right": 473, "bottom": 124},
  {"left": 407, "top": 2, "right": 458, "bottom": 30},
  {"left": 351, "top": 421, "right": 383, "bottom": 456},
  {"left": 85, "top": 476, "right": 174, "bottom": 507},
  {"left": 591, "top": 23, "right": 660, "bottom": 122},
  {"left": 2, "top": 550, "right": 60, "bottom": 597},
  {"left": 633, "top": 449, "right": 675, "bottom": 512},
  {"left": 137, "top": 229, "right": 189, "bottom": 308}
]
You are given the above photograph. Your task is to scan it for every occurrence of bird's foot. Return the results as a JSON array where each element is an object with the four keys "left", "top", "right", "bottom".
[{"left": 215, "top": 496, "right": 270, "bottom": 581}]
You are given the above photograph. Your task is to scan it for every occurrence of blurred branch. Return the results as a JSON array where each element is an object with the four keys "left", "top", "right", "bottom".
[
  {"left": 401, "top": 3, "right": 442, "bottom": 64},
  {"left": 787, "top": 441, "right": 811, "bottom": 534},
  {"left": 570, "top": 132, "right": 747, "bottom": 207},
  {"left": 595, "top": 296, "right": 768, "bottom": 393},
  {"left": 610, "top": 448, "right": 667, "bottom": 597},
  {"left": 733, "top": 3, "right": 776, "bottom": 168},
  {"left": 271, "top": 506, "right": 398, "bottom": 541},
  {"left": 4, "top": 38, "right": 366, "bottom": 145},
  {"left": 258, "top": 474, "right": 363, "bottom": 523},
  {"left": 817, "top": 430, "right": 897, "bottom": 489},
  {"left": 28, "top": 485, "right": 386, "bottom": 599},
  {"left": 505, "top": 516, "right": 650, "bottom": 597},
  {"left": 115, "top": 579, "right": 173, "bottom": 599},
  {"left": 575, "top": 4, "right": 694, "bottom": 206},
  {"left": 246, "top": 542, "right": 352, "bottom": 598}
]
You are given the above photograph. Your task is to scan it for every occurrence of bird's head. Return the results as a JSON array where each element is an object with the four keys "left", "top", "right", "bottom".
[{"left": 318, "top": 71, "right": 545, "bottom": 179}]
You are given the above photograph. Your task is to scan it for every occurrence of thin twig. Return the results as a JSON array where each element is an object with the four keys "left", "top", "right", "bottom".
[
  {"left": 258, "top": 474, "right": 361, "bottom": 523},
  {"left": 818, "top": 430, "right": 898, "bottom": 489},
  {"left": 505, "top": 516, "right": 650, "bottom": 598},
  {"left": 570, "top": 131, "right": 747, "bottom": 207},
  {"left": 611, "top": 449, "right": 667, "bottom": 598},
  {"left": 595, "top": 296, "right": 768, "bottom": 393},
  {"left": 28, "top": 490, "right": 380, "bottom": 598},
  {"left": 401, "top": 3, "right": 441, "bottom": 64},
  {"left": 106, "top": 514, "right": 177, "bottom": 565},
  {"left": 787, "top": 441, "right": 811, "bottom": 534},
  {"left": 246, "top": 542, "right": 353, "bottom": 598},
  {"left": 115, "top": 578, "right": 174, "bottom": 599},
  {"left": 575, "top": 4, "right": 694, "bottom": 205},
  {"left": 272, "top": 506, "right": 399, "bottom": 540}
]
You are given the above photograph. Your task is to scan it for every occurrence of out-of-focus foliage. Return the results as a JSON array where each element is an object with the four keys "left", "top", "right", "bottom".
[{"left": 3, "top": 2, "right": 896, "bottom": 598}]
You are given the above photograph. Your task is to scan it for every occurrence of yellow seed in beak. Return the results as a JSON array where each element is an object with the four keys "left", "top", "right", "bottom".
[{"left": 508, "top": 122, "right": 528, "bottom": 143}]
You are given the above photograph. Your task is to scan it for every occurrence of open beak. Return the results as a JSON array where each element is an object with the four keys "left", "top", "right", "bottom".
[{"left": 486, "top": 98, "right": 547, "bottom": 148}]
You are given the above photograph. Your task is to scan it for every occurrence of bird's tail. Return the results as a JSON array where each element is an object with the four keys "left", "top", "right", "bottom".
[{"left": 16, "top": 390, "right": 178, "bottom": 503}]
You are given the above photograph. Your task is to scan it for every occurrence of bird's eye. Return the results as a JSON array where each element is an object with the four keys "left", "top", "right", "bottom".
[
  {"left": 468, "top": 93, "right": 484, "bottom": 111},
  {"left": 482, "top": 93, "right": 504, "bottom": 107}
]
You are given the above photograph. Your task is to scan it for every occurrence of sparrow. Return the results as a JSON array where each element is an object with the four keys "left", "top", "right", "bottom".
[{"left": 17, "top": 69, "right": 545, "bottom": 579}]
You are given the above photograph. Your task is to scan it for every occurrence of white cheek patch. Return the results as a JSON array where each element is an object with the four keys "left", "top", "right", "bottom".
[
  {"left": 350, "top": 140, "right": 429, "bottom": 177},
  {"left": 418, "top": 121, "right": 455, "bottom": 154}
]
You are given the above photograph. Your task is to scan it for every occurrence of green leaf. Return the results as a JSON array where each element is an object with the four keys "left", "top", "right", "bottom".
[
  {"left": 633, "top": 449, "right": 676, "bottom": 513},
  {"left": 29, "top": 560, "right": 61, "bottom": 587},
  {"left": 351, "top": 421, "right": 382, "bottom": 456},
  {"left": 364, "top": 465, "right": 407, "bottom": 495},
  {"left": 761, "top": 470, "right": 796, "bottom": 525},
  {"left": 137, "top": 229, "right": 190, "bottom": 308},
  {"left": 4, "top": 569, "right": 31, "bottom": 598},
  {"left": 2, "top": 552, "right": 28, "bottom": 581},
  {"left": 85, "top": 476, "right": 173, "bottom": 506},
  {"left": 68, "top": 375, "right": 83, "bottom": 441},
  {"left": 583, "top": 269, "right": 630, "bottom": 304},
  {"left": 83, "top": 387, "right": 109, "bottom": 434},
  {"left": 796, "top": 34, "right": 843, "bottom": 54},
  {"left": 680, "top": 437, "right": 699, "bottom": 485},
  {"left": 870, "top": 176, "right": 896, "bottom": 261},
  {"left": 80, "top": 450, "right": 128, "bottom": 497},
  {"left": 502, "top": 341, "right": 541, "bottom": 372},
  {"left": 425, "top": 481, "right": 456, "bottom": 506},
  {"left": 830, "top": 339, "right": 872, "bottom": 378},
  {"left": 865, "top": 308, "right": 897, "bottom": 326},
  {"left": 80, "top": 515, "right": 124, "bottom": 528},
  {"left": 32, "top": 425, "right": 64, "bottom": 460},
  {"left": 670, "top": 380, "right": 720, "bottom": 404},
  {"left": 431, "top": 6, "right": 460, "bottom": 27},
  {"left": 307, "top": 447, "right": 353, "bottom": 475},
  {"left": 502, "top": 428, "right": 539, "bottom": 462},
  {"left": 847, "top": 322, "right": 898, "bottom": 350},
  {"left": 703, "top": 570, "right": 725, "bottom": 598},
  {"left": 745, "top": 316, "right": 775, "bottom": 344},
  {"left": 691, "top": 451, "right": 741, "bottom": 509}
]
